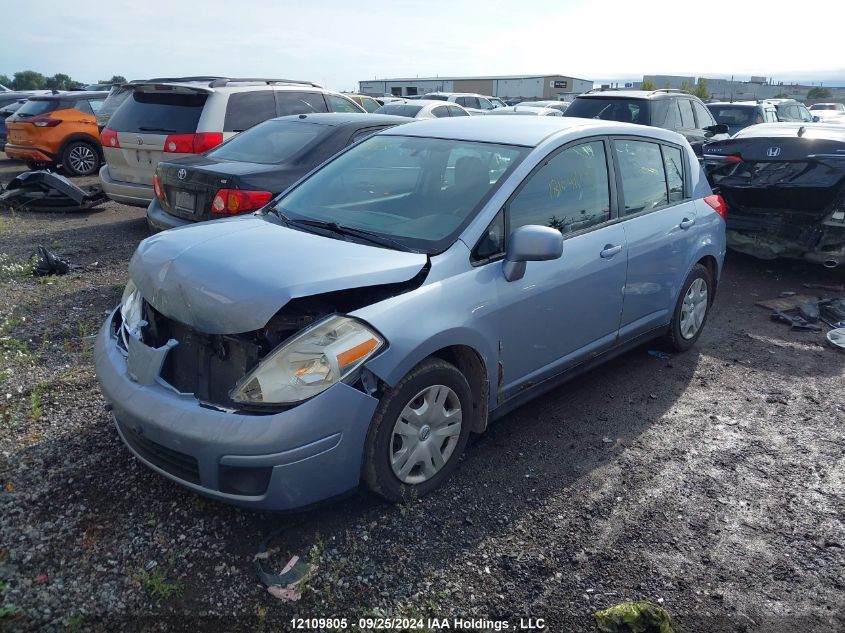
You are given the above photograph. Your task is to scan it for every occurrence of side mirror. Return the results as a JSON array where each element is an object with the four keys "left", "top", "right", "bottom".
[
  {"left": 812, "top": 116, "right": 820, "bottom": 123},
  {"left": 705, "top": 123, "right": 729, "bottom": 136},
  {"left": 502, "top": 225, "right": 563, "bottom": 282}
]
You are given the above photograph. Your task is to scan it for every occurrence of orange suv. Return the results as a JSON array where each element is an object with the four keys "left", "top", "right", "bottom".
[{"left": 4, "top": 91, "right": 108, "bottom": 176}]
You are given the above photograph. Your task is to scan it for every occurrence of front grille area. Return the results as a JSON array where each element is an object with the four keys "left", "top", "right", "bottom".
[
  {"left": 121, "top": 422, "right": 201, "bottom": 484},
  {"left": 143, "top": 303, "right": 262, "bottom": 407}
]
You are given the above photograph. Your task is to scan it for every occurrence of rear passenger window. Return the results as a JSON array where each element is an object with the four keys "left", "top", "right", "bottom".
[
  {"left": 678, "top": 100, "right": 695, "bottom": 128},
  {"left": 693, "top": 101, "right": 715, "bottom": 127},
  {"left": 224, "top": 91, "right": 276, "bottom": 132},
  {"left": 662, "top": 145, "right": 684, "bottom": 203},
  {"left": 615, "top": 140, "right": 668, "bottom": 214},
  {"left": 326, "top": 94, "right": 362, "bottom": 113},
  {"left": 663, "top": 102, "right": 681, "bottom": 129},
  {"left": 432, "top": 106, "right": 449, "bottom": 118},
  {"left": 509, "top": 141, "right": 611, "bottom": 235},
  {"left": 275, "top": 91, "right": 328, "bottom": 116},
  {"left": 447, "top": 105, "right": 469, "bottom": 117}
]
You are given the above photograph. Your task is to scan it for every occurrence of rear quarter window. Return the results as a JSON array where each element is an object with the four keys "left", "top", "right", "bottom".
[
  {"left": 275, "top": 91, "right": 328, "bottom": 116},
  {"left": 223, "top": 90, "right": 276, "bottom": 132},
  {"left": 107, "top": 91, "right": 207, "bottom": 133}
]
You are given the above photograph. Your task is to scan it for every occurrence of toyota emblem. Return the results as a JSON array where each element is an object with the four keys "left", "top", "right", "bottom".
[
  {"left": 136, "top": 136, "right": 143, "bottom": 146},
  {"left": 767, "top": 146, "right": 781, "bottom": 158},
  {"left": 177, "top": 168, "right": 187, "bottom": 181}
]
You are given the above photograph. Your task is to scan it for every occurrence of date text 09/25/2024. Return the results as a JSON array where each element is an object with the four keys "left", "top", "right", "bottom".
[{"left": 290, "top": 617, "right": 548, "bottom": 630}]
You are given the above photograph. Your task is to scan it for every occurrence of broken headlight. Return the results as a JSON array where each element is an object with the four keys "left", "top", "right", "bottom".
[
  {"left": 230, "top": 315, "right": 384, "bottom": 405},
  {"left": 120, "top": 280, "right": 143, "bottom": 333}
]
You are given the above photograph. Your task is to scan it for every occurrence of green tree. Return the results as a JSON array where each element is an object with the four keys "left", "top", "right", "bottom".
[
  {"left": 99, "top": 75, "right": 126, "bottom": 85},
  {"left": 807, "top": 87, "right": 832, "bottom": 100},
  {"left": 12, "top": 70, "right": 46, "bottom": 90},
  {"left": 641, "top": 80, "right": 656, "bottom": 91},
  {"left": 679, "top": 81, "right": 691, "bottom": 93},
  {"left": 0, "top": 74, "right": 11, "bottom": 88},
  {"left": 45, "top": 73, "right": 76, "bottom": 90},
  {"left": 692, "top": 78, "right": 709, "bottom": 99}
]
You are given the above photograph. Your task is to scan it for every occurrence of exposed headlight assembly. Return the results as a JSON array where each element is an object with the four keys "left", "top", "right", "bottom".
[
  {"left": 120, "top": 280, "right": 143, "bottom": 333},
  {"left": 230, "top": 315, "right": 384, "bottom": 406}
]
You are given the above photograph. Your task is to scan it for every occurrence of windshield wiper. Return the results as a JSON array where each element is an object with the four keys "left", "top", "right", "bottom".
[{"left": 271, "top": 210, "right": 415, "bottom": 252}]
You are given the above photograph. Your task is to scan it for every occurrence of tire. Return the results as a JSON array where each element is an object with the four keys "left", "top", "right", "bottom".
[
  {"left": 362, "top": 358, "right": 473, "bottom": 502},
  {"left": 665, "top": 263, "right": 713, "bottom": 352},
  {"left": 62, "top": 141, "right": 100, "bottom": 176}
]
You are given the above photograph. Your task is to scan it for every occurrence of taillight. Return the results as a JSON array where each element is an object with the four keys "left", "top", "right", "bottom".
[
  {"left": 724, "top": 155, "right": 742, "bottom": 163},
  {"left": 153, "top": 173, "right": 164, "bottom": 200},
  {"left": 30, "top": 117, "right": 61, "bottom": 128},
  {"left": 101, "top": 127, "right": 120, "bottom": 148},
  {"left": 704, "top": 194, "right": 728, "bottom": 221},
  {"left": 210, "top": 189, "right": 273, "bottom": 215},
  {"left": 163, "top": 132, "right": 223, "bottom": 154}
]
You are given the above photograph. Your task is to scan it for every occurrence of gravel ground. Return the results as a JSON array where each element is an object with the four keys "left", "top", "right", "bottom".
[{"left": 0, "top": 155, "right": 843, "bottom": 633}]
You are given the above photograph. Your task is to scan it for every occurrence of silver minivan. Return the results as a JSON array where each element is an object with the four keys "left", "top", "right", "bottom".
[
  {"left": 99, "top": 77, "right": 365, "bottom": 207},
  {"left": 95, "top": 116, "right": 726, "bottom": 510}
]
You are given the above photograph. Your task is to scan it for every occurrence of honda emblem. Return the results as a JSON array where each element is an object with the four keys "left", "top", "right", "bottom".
[{"left": 767, "top": 146, "right": 781, "bottom": 158}]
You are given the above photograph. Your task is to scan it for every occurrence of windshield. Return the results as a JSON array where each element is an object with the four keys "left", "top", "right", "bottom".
[
  {"left": 374, "top": 104, "right": 423, "bottom": 117},
  {"left": 708, "top": 106, "right": 757, "bottom": 126},
  {"left": 564, "top": 98, "right": 651, "bottom": 124},
  {"left": 272, "top": 135, "right": 527, "bottom": 253},
  {"left": 207, "top": 120, "right": 327, "bottom": 164}
]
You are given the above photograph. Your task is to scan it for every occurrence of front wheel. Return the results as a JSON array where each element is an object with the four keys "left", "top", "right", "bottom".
[
  {"left": 665, "top": 263, "right": 713, "bottom": 352},
  {"left": 362, "top": 358, "right": 473, "bottom": 502},
  {"left": 62, "top": 141, "right": 100, "bottom": 176}
]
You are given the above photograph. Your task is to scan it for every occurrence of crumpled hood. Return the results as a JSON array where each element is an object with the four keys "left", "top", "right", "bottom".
[{"left": 129, "top": 216, "right": 427, "bottom": 334}]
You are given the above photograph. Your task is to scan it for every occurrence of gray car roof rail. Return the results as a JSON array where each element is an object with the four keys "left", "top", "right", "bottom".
[
  {"left": 649, "top": 88, "right": 687, "bottom": 95},
  {"left": 207, "top": 78, "right": 324, "bottom": 88},
  {"left": 127, "top": 76, "right": 225, "bottom": 84}
]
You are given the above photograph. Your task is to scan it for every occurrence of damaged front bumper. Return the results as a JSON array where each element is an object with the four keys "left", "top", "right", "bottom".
[{"left": 94, "top": 309, "right": 379, "bottom": 510}]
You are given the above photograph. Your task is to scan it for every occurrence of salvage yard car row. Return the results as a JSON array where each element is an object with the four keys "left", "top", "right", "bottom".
[{"left": 1, "top": 75, "right": 844, "bottom": 512}]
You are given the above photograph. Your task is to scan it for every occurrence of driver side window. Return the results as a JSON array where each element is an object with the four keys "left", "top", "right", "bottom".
[{"left": 509, "top": 140, "right": 611, "bottom": 235}]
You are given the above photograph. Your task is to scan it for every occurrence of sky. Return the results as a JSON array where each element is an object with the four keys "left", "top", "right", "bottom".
[{"left": 2, "top": 0, "right": 844, "bottom": 90}]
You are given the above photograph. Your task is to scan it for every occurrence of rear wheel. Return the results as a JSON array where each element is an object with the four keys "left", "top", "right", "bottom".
[
  {"left": 665, "top": 263, "right": 713, "bottom": 352},
  {"left": 363, "top": 358, "right": 473, "bottom": 502},
  {"left": 62, "top": 141, "right": 100, "bottom": 176}
]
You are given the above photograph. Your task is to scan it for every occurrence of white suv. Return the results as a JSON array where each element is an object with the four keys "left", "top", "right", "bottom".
[
  {"left": 422, "top": 92, "right": 499, "bottom": 115},
  {"left": 99, "top": 77, "right": 365, "bottom": 207}
]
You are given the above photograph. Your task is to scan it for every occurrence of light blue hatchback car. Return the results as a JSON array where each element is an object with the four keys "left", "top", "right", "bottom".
[{"left": 95, "top": 116, "right": 726, "bottom": 510}]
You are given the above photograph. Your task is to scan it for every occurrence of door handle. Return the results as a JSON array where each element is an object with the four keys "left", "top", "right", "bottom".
[
  {"left": 679, "top": 217, "right": 695, "bottom": 229},
  {"left": 600, "top": 244, "right": 623, "bottom": 258}
]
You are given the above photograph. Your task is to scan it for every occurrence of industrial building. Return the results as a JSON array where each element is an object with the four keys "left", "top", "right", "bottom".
[
  {"left": 358, "top": 74, "right": 593, "bottom": 101},
  {"left": 640, "top": 74, "right": 845, "bottom": 103}
]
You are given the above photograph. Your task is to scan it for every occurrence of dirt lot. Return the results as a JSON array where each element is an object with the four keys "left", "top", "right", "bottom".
[{"left": 0, "top": 154, "right": 843, "bottom": 633}]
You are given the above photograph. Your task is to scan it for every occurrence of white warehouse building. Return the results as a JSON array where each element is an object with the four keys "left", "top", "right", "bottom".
[{"left": 358, "top": 74, "right": 593, "bottom": 101}]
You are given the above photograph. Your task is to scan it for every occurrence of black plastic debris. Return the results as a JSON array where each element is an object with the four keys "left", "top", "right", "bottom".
[
  {"left": 32, "top": 245, "right": 71, "bottom": 277},
  {"left": 770, "top": 309, "right": 822, "bottom": 332},
  {"left": 0, "top": 170, "right": 107, "bottom": 212}
]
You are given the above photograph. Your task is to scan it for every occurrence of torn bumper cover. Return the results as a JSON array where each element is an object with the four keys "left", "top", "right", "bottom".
[
  {"left": 94, "top": 309, "right": 379, "bottom": 510},
  {"left": 0, "top": 170, "right": 107, "bottom": 212}
]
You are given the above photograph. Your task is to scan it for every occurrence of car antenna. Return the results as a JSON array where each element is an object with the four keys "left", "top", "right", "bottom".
[{"left": 798, "top": 126, "right": 806, "bottom": 138}]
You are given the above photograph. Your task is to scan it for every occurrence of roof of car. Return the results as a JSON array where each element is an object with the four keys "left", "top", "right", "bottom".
[
  {"left": 380, "top": 99, "right": 450, "bottom": 108},
  {"left": 707, "top": 101, "right": 764, "bottom": 107},
  {"left": 30, "top": 91, "right": 109, "bottom": 100},
  {"left": 379, "top": 115, "right": 683, "bottom": 147},
  {"left": 577, "top": 90, "right": 692, "bottom": 100},
  {"left": 733, "top": 122, "right": 845, "bottom": 140},
  {"left": 273, "top": 113, "right": 411, "bottom": 127}
]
